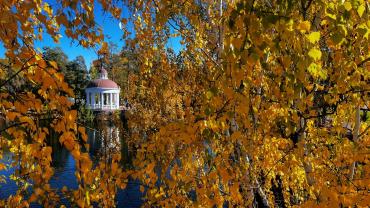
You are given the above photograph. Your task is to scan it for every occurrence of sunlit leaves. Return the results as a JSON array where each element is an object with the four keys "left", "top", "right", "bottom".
[
  {"left": 308, "top": 63, "right": 327, "bottom": 80},
  {"left": 308, "top": 48, "right": 322, "bottom": 61},
  {"left": 357, "top": 4, "right": 365, "bottom": 17},
  {"left": 0, "top": 0, "right": 116, "bottom": 206},
  {"left": 307, "top": 32, "right": 320, "bottom": 44},
  {"left": 297, "top": 21, "right": 311, "bottom": 32},
  {"left": 121, "top": 0, "right": 369, "bottom": 207},
  {"left": 98, "top": 42, "right": 109, "bottom": 55},
  {"left": 344, "top": 1, "right": 352, "bottom": 11},
  {"left": 1, "top": 0, "right": 370, "bottom": 207}
]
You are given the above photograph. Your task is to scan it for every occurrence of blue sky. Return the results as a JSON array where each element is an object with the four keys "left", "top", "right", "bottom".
[{"left": 0, "top": 2, "right": 182, "bottom": 70}]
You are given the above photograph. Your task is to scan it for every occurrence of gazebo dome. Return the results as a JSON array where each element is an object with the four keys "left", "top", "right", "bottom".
[
  {"left": 87, "top": 79, "right": 119, "bottom": 89},
  {"left": 85, "top": 67, "right": 121, "bottom": 111},
  {"left": 86, "top": 67, "right": 120, "bottom": 89}
]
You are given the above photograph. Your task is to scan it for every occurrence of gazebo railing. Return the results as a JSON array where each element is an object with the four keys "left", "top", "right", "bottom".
[{"left": 86, "top": 104, "right": 119, "bottom": 110}]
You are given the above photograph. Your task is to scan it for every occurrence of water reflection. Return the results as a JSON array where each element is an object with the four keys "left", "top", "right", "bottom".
[{"left": 0, "top": 119, "right": 143, "bottom": 207}]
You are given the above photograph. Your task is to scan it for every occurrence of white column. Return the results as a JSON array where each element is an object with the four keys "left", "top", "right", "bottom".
[
  {"left": 110, "top": 93, "right": 113, "bottom": 109},
  {"left": 116, "top": 93, "right": 119, "bottom": 108},
  {"left": 114, "top": 93, "right": 117, "bottom": 108}
]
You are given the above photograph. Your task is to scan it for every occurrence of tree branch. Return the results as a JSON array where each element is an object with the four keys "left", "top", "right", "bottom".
[
  {"left": 356, "top": 57, "right": 370, "bottom": 67},
  {"left": 0, "top": 56, "right": 35, "bottom": 89}
]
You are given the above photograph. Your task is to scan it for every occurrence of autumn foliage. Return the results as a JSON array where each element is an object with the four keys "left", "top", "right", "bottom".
[{"left": 0, "top": 0, "right": 369, "bottom": 207}]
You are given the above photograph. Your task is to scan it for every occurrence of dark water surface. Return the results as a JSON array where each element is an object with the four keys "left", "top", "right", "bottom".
[{"left": 0, "top": 123, "right": 143, "bottom": 207}]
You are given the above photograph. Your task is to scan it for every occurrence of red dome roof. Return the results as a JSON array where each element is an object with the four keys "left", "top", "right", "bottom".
[{"left": 87, "top": 79, "right": 119, "bottom": 89}]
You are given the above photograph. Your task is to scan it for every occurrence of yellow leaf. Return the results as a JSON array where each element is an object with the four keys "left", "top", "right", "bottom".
[
  {"left": 38, "top": 59, "right": 47, "bottom": 68},
  {"left": 29, "top": 194, "right": 37, "bottom": 203},
  {"left": 357, "top": 4, "right": 365, "bottom": 17},
  {"left": 308, "top": 63, "right": 327, "bottom": 80},
  {"left": 19, "top": 116, "right": 34, "bottom": 125},
  {"left": 308, "top": 48, "right": 321, "bottom": 61},
  {"left": 307, "top": 32, "right": 320, "bottom": 43},
  {"left": 43, "top": 3, "right": 53, "bottom": 16},
  {"left": 78, "top": 126, "right": 87, "bottom": 142},
  {"left": 344, "top": 2, "right": 352, "bottom": 11},
  {"left": 76, "top": 199, "right": 84, "bottom": 207},
  {"left": 49, "top": 61, "right": 58, "bottom": 69},
  {"left": 231, "top": 131, "right": 242, "bottom": 141},
  {"left": 0, "top": 163, "right": 6, "bottom": 170},
  {"left": 85, "top": 191, "right": 90, "bottom": 206},
  {"left": 34, "top": 188, "right": 43, "bottom": 196},
  {"left": 206, "top": 90, "right": 213, "bottom": 99},
  {"left": 7, "top": 112, "right": 18, "bottom": 121},
  {"left": 98, "top": 42, "right": 108, "bottom": 54},
  {"left": 297, "top": 21, "right": 311, "bottom": 32},
  {"left": 154, "top": 192, "right": 162, "bottom": 198},
  {"left": 111, "top": 162, "right": 118, "bottom": 173}
]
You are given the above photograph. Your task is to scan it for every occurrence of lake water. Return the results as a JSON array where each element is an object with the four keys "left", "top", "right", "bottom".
[{"left": 0, "top": 121, "right": 143, "bottom": 207}]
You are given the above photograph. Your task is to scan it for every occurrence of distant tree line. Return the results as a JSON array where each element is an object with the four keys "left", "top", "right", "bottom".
[{"left": 42, "top": 47, "right": 89, "bottom": 107}]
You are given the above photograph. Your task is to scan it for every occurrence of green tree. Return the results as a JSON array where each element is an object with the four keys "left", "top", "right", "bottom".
[
  {"left": 43, "top": 47, "right": 89, "bottom": 107},
  {"left": 42, "top": 47, "right": 68, "bottom": 72},
  {"left": 66, "top": 55, "right": 89, "bottom": 102}
]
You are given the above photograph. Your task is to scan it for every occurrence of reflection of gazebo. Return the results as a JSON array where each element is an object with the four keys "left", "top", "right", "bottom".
[{"left": 85, "top": 67, "right": 120, "bottom": 111}]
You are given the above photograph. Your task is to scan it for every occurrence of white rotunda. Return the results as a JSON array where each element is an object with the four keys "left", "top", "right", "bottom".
[{"left": 85, "top": 67, "right": 120, "bottom": 111}]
